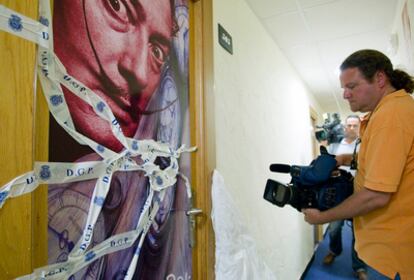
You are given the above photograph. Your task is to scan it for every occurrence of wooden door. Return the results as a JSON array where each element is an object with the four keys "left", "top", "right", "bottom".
[
  {"left": 0, "top": 0, "right": 216, "bottom": 278},
  {"left": 0, "top": 0, "right": 49, "bottom": 278}
]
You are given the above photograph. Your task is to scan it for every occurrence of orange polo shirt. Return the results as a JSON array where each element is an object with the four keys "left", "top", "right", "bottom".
[{"left": 354, "top": 89, "right": 414, "bottom": 279}]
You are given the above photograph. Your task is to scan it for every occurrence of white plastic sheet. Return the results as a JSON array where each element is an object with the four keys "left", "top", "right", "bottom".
[{"left": 211, "top": 170, "right": 277, "bottom": 280}]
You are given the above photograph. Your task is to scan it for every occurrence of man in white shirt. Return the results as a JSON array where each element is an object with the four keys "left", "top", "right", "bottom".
[{"left": 324, "top": 115, "right": 367, "bottom": 280}]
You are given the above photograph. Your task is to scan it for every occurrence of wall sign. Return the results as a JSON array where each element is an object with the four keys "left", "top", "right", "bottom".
[{"left": 218, "top": 23, "right": 233, "bottom": 54}]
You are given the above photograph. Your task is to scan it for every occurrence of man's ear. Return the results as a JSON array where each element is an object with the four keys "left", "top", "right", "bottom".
[{"left": 375, "top": 70, "right": 387, "bottom": 88}]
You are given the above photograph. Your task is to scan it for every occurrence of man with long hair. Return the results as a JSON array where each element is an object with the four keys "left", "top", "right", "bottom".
[{"left": 303, "top": 49, "right": 414, "bottom": 279}]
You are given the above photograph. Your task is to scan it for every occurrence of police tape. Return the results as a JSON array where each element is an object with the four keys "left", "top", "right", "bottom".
[
  {"left": 0, "top": 4, "right": 50, "bottom": 48},
  {"left": 21, "top": 188, "right": 160, "bottom": 280},
  {"left": 0, "top": 2, "right": 196, "bottom": 279}
]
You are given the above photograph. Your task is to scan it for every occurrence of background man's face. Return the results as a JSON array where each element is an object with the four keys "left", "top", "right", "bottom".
[
  {"left": 54, "top": 0, "right": 173, "bottom": 151},
  {"left": 344, "top": 117, "right": 360, "bottom": 140},
  {"left": 340, "top": 68, "right": 377, "bottom": 113}
]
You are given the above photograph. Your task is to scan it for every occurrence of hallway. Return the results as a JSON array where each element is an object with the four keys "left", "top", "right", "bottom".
[{"left": 304, "top": 222, "right": 358, "bottom": 279}]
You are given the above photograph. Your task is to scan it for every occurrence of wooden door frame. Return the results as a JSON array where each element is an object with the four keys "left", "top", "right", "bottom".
[
  {"left": 189, "top": 0, "right": 216, "bottom": 279},
  {"left": 309, "top": 107, "right": 324, "bottom": 245}
]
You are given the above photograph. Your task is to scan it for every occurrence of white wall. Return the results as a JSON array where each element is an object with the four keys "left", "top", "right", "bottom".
[
  {"left": 212, "top": 0, "right": 322, "bottom": 278},
  {"left": 391, "top": 0, "right": 414, "bottom": 75}
]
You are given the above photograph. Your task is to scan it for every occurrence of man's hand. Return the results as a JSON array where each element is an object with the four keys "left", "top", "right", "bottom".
[
  {"left": 302, "top": 208, "right": 326, "bottom": 225},
  {"left": 302, "top": 187, "right": 391, "bottom": 225}
]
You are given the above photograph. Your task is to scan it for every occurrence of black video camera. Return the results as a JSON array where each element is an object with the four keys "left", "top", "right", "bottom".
[
  {"left": 263, "top": 147, "right": 353, "bottom": 211},
  {"left": 315, "top": 113, "right": 344, "bottom": 145}
]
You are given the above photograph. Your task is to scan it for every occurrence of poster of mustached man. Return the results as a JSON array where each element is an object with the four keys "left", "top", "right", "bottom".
[{"left": 47, "top": 0, "right": 192, "bottom": 279}]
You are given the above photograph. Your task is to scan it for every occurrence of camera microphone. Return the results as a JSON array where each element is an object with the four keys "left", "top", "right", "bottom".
[{"left": 269, "top": 164, "right": 291, "bottom": 173}]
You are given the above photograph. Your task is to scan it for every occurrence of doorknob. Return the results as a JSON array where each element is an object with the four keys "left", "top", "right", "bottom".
[
  {"left": 186, "top": 208, "right": 202, "bottom": 216},
  {"left": 187, "top": 208, "right": 203, "bottom": 248}
]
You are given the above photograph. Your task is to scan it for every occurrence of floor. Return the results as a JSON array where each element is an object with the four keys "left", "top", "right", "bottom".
[{"left": 303, "top": 221, "right": 358, "bottom": 280}]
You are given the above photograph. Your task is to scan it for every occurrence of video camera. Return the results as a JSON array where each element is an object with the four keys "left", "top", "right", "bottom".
[
  {"left": 315, "top": 113, "right": 344, "bottom": 145},
  {"left": 263, "top": 147, "right": 353, "bottom": 211}
]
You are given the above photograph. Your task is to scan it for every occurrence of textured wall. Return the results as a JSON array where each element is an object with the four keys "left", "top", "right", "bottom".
[
  {"left": 212, "top": 0, "right": 320, "bottom": 278},
  {"left": 391, "top": 0, "right": 414, "bottom": 75}
]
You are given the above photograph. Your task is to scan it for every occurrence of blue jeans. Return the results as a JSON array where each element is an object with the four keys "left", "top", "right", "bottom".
[
  {"left": 327, "top": 220, "right": 366, "bottom": 272},
  {"left": 366, "top": 266, "right": 401, "bottom": 280}
]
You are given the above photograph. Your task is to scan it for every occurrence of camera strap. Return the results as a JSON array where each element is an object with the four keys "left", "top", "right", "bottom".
[{"left": 350, "top": 138, "right": 361, "bottom": 170}]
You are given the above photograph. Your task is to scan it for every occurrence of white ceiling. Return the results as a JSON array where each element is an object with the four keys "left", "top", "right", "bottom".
[{"left": 245, "top": 0, "right": 399, "bottom": 116}]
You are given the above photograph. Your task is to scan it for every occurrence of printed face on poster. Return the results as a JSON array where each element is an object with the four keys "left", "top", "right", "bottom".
[{"left": 48, "top": 0, "right": 192, "bottom": 279}]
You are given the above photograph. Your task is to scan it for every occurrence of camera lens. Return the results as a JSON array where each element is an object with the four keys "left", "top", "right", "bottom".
[{"left": 273, "top": 186, "right": 286, "bottom": 203}]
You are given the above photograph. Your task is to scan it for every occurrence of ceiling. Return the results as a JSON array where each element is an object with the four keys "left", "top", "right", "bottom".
[{"left": 245, "top": 0, "right": 399, "bottom": 116}]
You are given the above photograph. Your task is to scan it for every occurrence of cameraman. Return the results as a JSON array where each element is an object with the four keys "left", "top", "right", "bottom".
[
  {"left": 302, "top": 49, "right": 414, "bottom": 279},
  {"left": 323, "top": 115, "right": 367, "bottom": 280}
]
